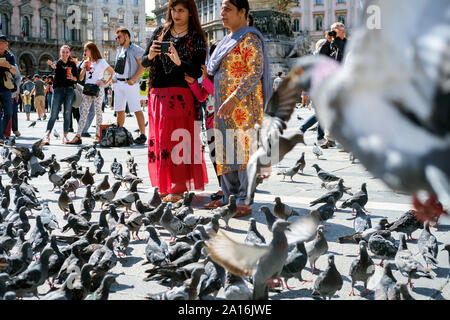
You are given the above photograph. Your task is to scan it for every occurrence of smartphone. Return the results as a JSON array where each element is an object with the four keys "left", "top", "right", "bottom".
[{"left": 158, "top": 41, "right": 171, "bottom": 54}]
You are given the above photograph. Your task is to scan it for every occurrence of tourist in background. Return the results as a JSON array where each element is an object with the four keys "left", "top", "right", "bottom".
[
  {"left": 31, "top": 74, "right": 46, "bottom": 120},
  {"left": 44, "top": 45, "right": 78, "bottom": 144}
]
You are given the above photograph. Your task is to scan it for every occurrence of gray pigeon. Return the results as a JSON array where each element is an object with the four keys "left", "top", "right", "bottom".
[
  {"left": 339, "top": 218, "right": 390, "bottom": 244},
  {"left": 374, "top": 262, "right": 397, "bottom": 300},
  {"left": 211, "top": 195, "right": 237, "bottom": 230},
  {"left": 341, "top": 182, "right": 369, "bottom": 214},
  {"left": 142, "top": 226, "right": 170, "bottom": 267},
  {"left": 442, "top": 244, "right": 450, "bottom": 266},
  {"left": 273, "top": 197, "right": 299, "bottom": 220},
  {"left": 258, "top": 206, "right": 277, "bottom": 232},
  {"left": 89, "top": 236, "right": 118, "bottom": 291},
  {"left": 280, "top": 241, "right": 309, "bottom": 289},
  {"left": 160, "top": 203, "right": 190, "bottom": 243},
  {"left": 205, "top": 217, "right": 318, "bottom": 300},
  {"left": 312, "top": 143, "right": 323, "bottom": 160},
  {"left": 224, "top": 272, "right": 253, "bottom": 300},
  {"left": 312, "top": 254, "right": 343, "bottom": 300},
  {"left": 84, "top": 144, "right": 97, "bottom": 161},
  {"left": 387, "top": 210, "right": 424, "bottom": 241},
  {"left": 352, "top": 202, "right": 372, "bottom": 233},
  {"left": 198, "top": 255, "right": 226, "bottom": 300},
  {"left": 244, "top": 218, "right": 266, "bottom": 246},
  {"left": 295, "top": 152, "right": 306, "bottom": 174},
  {"left": 276, "top": 163, "right": 302, "bottom": 182},
  {"left": 368, "top": 230, "right": 397, "bottom": 266},
  {"left": 349, "top": 241, "right": 375, "bottom": 296},
  {"left": 93, "top": 181, "right": 122, "bottom": 209},
  {"left": 305, "top": 226, "right": 328, "bottom": 274},
  {"left": 315, "top": 196, "right": 336, "bottom": 222},
  {"left": 389, "top": 283, "right": 415, "bottom": 300},
  {"left": 29, "top": 216, "right": 49, "bottom": 254},
  {"left": 395, "top": 233, "right": 433, "bottom": 288},
  {"left": 85, "top": 274, "right": 117, "bottom": 300},
  {"left": 94, "top": 150, "right": 105, "bottom": 174},
  {"left": 417, "top": 221, "right": 438, "bottom": 269},
  {"left": 312, "top": 164, "right": 340, "bottom": 183},
  {"left": 110, "top": 158, "right": 123, "bottom": 180},
  {"left": 310, "top": 179, "right": 345, "bottom": 207}
]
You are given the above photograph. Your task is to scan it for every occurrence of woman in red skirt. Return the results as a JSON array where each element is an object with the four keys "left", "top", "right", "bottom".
[{"left": 141, "top": 0, "right": 208, "bottom": 202}]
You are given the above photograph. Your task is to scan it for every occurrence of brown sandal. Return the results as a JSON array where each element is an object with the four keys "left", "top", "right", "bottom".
[{"left": 66, "top": 135, "right": 82, "bottom": 145}]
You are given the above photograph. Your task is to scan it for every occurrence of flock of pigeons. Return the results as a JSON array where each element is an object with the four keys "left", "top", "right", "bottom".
[{"left": 0, "top": 135, "right": 447, "bottom": 301}]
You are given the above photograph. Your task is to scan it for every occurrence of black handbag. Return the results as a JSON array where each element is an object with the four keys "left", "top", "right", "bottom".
[
  {"left": 83, "top": 83, "right": 100, "bottom": 97},
  {"left": 114, "top": 50, "right": 127, "bottom": 74}
]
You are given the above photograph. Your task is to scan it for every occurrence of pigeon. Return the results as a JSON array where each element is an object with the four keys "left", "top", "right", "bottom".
[
  {"left": 387, "top": 210, "right": 424, "bottom": 241},
  {"left": 417, "top": 222, "right": 438, "bottom": 269},
  {"left": 245, "top": 69, "right": 307, "bottom": 205},
  {"left": 176, "top": 224, "right": 210, "bottom": 245},
  {"left": 110, "top": 211, "right": 131, "bottom": 257},
  {"left": 111, "top": 158, "right": 123, "bottom": 180},
  {"left": 321, "top": 180, "right": 353, "bottom": 195},
  {"left": 295, "top": 152, "right": 306, "bottom": 174},
  {"left": 85, "top": 274, "right": 117, "bottom": 300},
  {"left": 48, "top": 165, "right": 66, "bottom": 191},
  {"left": 28, "top": 121, "right": 37, "bottom": 128},
  {"left": 302, "top": 0, "right": 450, "bottom": 216},
  {"left": 368, "top": 230, "right": 398, "bottom": 267},
  {"left": 441, "top": 244, "right": 450, "bottom": 267},
  {"left": 39, "top": 154, "right": 56, "bottom": 168},
  {"left": 339, "top": 218, "right": 390, "bottom": 244},
  {"left": 36, "top": 204, "right": 59, "bottom": 234},
  {"left": 312, "top": 164, "right": 340, "bottom": 183},
  {"left": 388, "top": 283, "right": 415, "bottom": 300},
  {"left": 280, "top": 241, "right": 309, "bottom": 289},
  {"left": 395, "top": 233, "right": 433, "bottom": 288},
  {"left": 273, "top": 197, "right": 299, "bottom": 220},
  {"left": 58, "top": 188, "right": 71, "bottom": 214},
  {"left": 0, "top": 223, "right": 17, "bottom": 254},
  {"left": 145, "top": 202, "right": 168, "bottom": 226},
  {"left": 81, "top": 184, "right": 96, "bottom": 212},
  {"left": 312, "top": 143, "right": 323, "bottom": 160},
  {"left": 29, "top": 155, "right": 47, "bottom": 178},
  {"left": 89, "top": 236, "right": 118, "bottom": 291},
  {"left": 128, "top": 179, "right": 142, "bottom": 192},
  {"left": 29, "top": 216, "right": 49, "bottom": 254},
  {"left": 341, "top": 183, "right": 369, "bottom": 214},
  {"left": 80, "top": 167, "right": 95, "bottom": 187},
  {"left": 244, "top": 218, "right": 266, "bottom": 246},
  {"left": 310, "top": 179, "right": 345, "bottom": 207},
  {"left": 46, "top": 236, "right": 67, "bottom": 289},
  {"left": 125, "top": 208, "right": 145, "bottom": 241},
  {"left": 160, "top": 203, "right": 190, "bottom": 243},
  {"left": 111, "top": 192, "right": 139, "bottom": 215},
  {"left": 168, "top": 242, "right": 192, "bottom": 263},
  {"left": 305, "top": 226, "right": 328, "bottom": 274},
  {"left": 5, "top": 247, "right": 54, "bottom": 298},
  {"left": 2, "top": 242, "right": 32, "bottom": 277},
  {"left": 126, "top": 150, "right": 134, "bottom": 171},
  {"left": 315, "top": 196, "right": 336, "bottom": 222},
  {"left": 374, "top": 262, "right": 397, "bottom": 300},
  {"left": 60, "top": 149, "right": 83, "bottom": 164},
  {"left": 95, "top": 175, "right": 110, "bottom": 193},
  {"left": 205, "top": 217, "right": 318, "bottom": 300},
  {"left": 145, "top": 267, "right": 204, "bottom": 300},
  {"left": 93, "top": 181, "right": 122, "bottom": 209},
  {"left": 349, "top": 241, "right": 375, "bottom": 296},
  {"left": 198, "top": 255, "right": 226, "bottom": 300},
  {"left": 50, "top": 159, "right": 60, "bottom": 173},
  {"left": 63, "top": 170, "right": 81, "bottom": 197},
  {"left": 276, "top": 162, "right": 302, "bottom": 182},
  {"left": 94, "top": 150, "right": 105, "bottom": 174},
  {"left": 211, "top": 195, "right": 237, "bottom": 230},
  {"left": 148, "top": 187, "right": 162, "bottom": 208},
  {"left": 55, "top": 246, "right": 84, "bottom": 285},
  {"left": 258, "top": 206, "right": 277, "bottom": 232},
  {"left": 84, "top": 143, "right": 97, "bottom": 161},
  {"left": 182, "top": 214, "right": 211, "bottom": 229},
  {"left": 224, "top": 271, "right": 253, "bottom": 300},
  {"left": 61, "top": 204, "right": 91, "bottom": 236},
  {"left": 312, "top": 254, "right": 343, "bottom": 300},
  {"left": 352, "top": 203, "right": 372, "bottom": 233},
  {"left": 174, "top": 192, "right": 195, "bottom": 220},
  {"left": 142, "top": 225, "right": 170, "bottom": 267}
]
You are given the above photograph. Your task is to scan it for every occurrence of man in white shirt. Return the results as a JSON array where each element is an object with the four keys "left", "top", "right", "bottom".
[
  {"left": 272, "top": 72, "right": 283, "bottom": 91},
  {"left": 112, "top": 27, "right": 147, "bottom": 144}
]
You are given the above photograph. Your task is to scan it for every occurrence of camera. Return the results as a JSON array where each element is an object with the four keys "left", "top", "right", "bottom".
[
  {"left": 158, "top": 41, "right": 171, "bottom": 54},
  {"left": 328, "top": 30, "right": 337, "bottom": 38}
]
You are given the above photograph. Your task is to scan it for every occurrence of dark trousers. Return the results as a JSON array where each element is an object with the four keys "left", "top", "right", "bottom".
[
  {"left": 220, "top": 170, "right": 252, "bottom": 206},
  {"left": 46, "top": 87, "right": 74, "bottom": 134},
  {"left": 12, "top": 97, "right": 19, "bottom": 132},
  {"left": 300, "top": 114, "right": 324, "bottom": 140},
  {"left": 0, "top": 90, "right": 13, "bottom": 138}
]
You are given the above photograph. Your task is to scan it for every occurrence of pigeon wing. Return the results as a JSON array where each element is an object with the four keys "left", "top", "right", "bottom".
[
  {"left": 286, "top": 215, "right": 319, "bottom": 245},
  {"left": 205, "top": 229, "right": 270, "bottom": 277}
]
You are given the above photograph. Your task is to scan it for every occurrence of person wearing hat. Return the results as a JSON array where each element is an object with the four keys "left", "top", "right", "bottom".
[
  {"left": 30, "top": 73, "right": 46, "bottom": 120},
  {"left": 0, "top": 35, "right": 17, "bottom": 143}
]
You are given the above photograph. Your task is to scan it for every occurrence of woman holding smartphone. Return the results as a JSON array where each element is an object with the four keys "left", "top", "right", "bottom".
[
  {"left": 44, "top": 45, "right": 78, "bottom": 144},
  {"left": 141, "top": 0, "right": 208, "bottom": 203},
  {"left": 67, "top": 42, "right": 114, "bottom": 144}
]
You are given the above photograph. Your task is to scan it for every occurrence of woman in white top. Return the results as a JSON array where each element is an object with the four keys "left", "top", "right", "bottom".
[{"left": 68, "top": 42, "right": 114, "bottom": 144}]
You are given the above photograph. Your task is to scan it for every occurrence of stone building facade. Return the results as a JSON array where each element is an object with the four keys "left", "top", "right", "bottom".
[{"left": 0, "top": 0, "right": 146, "bottom": 76}]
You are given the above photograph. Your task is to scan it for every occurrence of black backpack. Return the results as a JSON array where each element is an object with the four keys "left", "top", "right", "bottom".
[{"left": 100, "top": 125, "right": 134, "bottom": 147}]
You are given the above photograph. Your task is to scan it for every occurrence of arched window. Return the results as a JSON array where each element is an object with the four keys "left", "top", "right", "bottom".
[
  {"left": 1, "top": 14, "right": 9, "bottom": 35},
  {"left": 21, "top": 16, "right": 30, "bottom": 37},
  {"left": 315, "top": 16, "right": 323, "bottom": 31},
  {"left": 41, "top": 19, "right": 49, "bottom": 39}
]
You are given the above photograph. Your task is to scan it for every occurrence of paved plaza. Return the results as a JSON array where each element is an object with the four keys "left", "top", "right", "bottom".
[{"left": 9, "top": 105, "right": 449, "bottom": 300}]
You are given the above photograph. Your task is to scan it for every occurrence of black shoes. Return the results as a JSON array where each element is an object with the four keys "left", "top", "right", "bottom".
[
  {"left": 81, "top": 132, "right": 91, "bottom": 138},
  {"left": 134, "top": 134, "right": 147, "bottom": 145}
]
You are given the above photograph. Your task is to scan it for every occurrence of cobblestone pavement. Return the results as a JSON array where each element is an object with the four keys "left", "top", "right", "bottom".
[{"left": 10, "top": 105, "right": 449, "bottom": 300}]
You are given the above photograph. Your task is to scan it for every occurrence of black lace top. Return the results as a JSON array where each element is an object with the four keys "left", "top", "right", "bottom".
[{"left": 142, "top": 25, "right": 207, "bottom": 89}]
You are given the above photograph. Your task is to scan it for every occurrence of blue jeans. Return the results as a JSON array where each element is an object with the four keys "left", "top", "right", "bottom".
[
  {"left": 46, "top": 93, "right": 53, "bottom": 112},
  {"left": 46, "top": 87, "right": 74, "bottom": 134},
  {"left": 300, "top": 114, "right": 324, "bottom": 140},
  {"left": 80, "top": 100, "right": 95, "bottom": 134},
  {"left": 0, "top": 90, "right": 13, "bottom": 139},
  {"left": 12, "top": 96, "right": 19, "bottom": 132}
]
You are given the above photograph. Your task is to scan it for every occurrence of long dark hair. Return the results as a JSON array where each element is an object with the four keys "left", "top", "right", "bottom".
[{"left": 159, "top": 0, "right": 206, "bottom": 42}]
